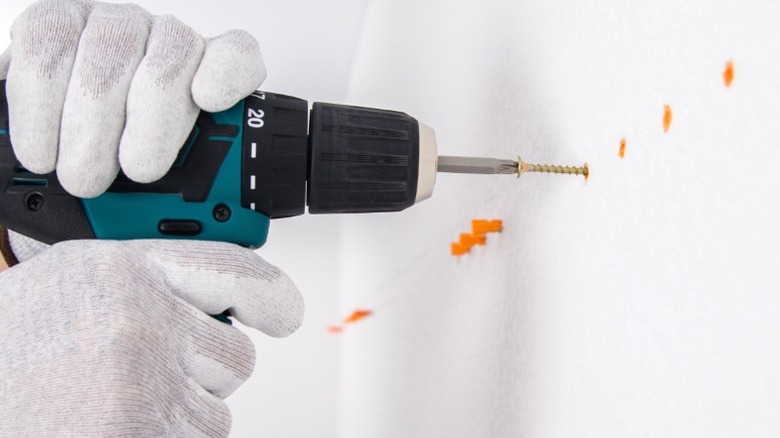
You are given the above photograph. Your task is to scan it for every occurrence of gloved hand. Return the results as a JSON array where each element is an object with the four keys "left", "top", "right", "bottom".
[
  {"left": 0, "top": 0, "right": 266, "bottom": 198},
  {"left": 0, "top": 239, "right": 304, "bottom": 437},
  {"left": 0, "top": 5, "right": 298, "bottom": 437}
]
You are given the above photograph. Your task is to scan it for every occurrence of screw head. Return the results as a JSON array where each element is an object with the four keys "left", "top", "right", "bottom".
[
  {"left": 213, "top": 204, "right": 231, "bottom": 222},
  {"left": 24, "top": 192, "right": 44, "bottom": 212}
]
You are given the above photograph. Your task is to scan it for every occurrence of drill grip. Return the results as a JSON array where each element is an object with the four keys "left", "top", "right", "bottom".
[{"left": 0, "top": 80, "right": 284, "bottom": 248}]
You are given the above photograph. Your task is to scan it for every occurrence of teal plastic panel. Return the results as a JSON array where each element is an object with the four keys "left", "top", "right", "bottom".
[{"left": 81, "top": 101, "right": 271, "bottom": 248}]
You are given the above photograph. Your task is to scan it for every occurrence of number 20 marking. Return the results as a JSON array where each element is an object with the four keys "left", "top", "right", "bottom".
[{"left": 248, "top": 108, "right": 265, "bottom": 128}]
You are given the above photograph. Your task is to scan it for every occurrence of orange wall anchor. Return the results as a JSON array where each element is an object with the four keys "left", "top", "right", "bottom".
[
  {"left": 459, "top": 233, "right": 484, "bottom": 247},
  {"left": 723, "top": 60, "right": 734, "bottom": 88},
  {"left": 467, "top": 233, "right": 486, "bottom": 246},
  {"left": 663, "top": 105, "right": 673, "bottom": 133},
  {"left": 452, "top": 219, "right": 503, "bottom": 256},
  {"left": 344, "top": 309, "right": 373, "bottom": 324},
  {"left": 472, "top": 219, "right": 503, "bottom": 234},
  {"left": 451, "top": 242, "right": 470, "bottom": 256}
]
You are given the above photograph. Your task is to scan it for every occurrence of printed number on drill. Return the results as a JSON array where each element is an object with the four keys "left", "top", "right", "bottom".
[{"left": 247, "top": 91, "right": 266, "bottom": 128}]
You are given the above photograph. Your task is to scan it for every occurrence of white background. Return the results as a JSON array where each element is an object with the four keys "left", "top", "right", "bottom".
[
  {"left": 340, "top": 0, "right": 780, "bottom": 437},
  {"left": 4, "top": 0, "right": 780, "bottom": 437}
]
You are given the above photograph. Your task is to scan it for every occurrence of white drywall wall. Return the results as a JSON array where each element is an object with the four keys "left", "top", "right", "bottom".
[
  {"left": 339, "top": 0, "right": 780, "bottom": 437},
  {"left": 0, "top": 1, "right": 369, "bottom": 436}
]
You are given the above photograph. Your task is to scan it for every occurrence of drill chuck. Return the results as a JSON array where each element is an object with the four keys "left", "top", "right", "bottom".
[{"left": 240, "top": 91, "right": 437, "bottom": 219}]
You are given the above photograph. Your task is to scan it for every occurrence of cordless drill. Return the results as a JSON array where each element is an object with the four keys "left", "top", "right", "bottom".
[{"left": 0, "top": 79, "right": 581, "bottom": 248}]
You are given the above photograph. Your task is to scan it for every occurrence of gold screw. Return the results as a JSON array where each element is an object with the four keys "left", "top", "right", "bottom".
[{"left": 517, "top": 156, "right": 589, "bottom": 179}]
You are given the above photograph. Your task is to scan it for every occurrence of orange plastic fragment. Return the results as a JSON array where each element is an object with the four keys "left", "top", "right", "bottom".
[
  {"left": 663, "top": 105, "right": 672, "bottom": 133},
  {"left": 470, "top": 233, "right": 486, "bottom": 246},
  {"left": 723, "top": 60, "right": 734, "bottom": 88},
  {"left": 344, "top": 309, "right": 373, "bottom": 324},
  {"left": 472, "top": 219, "right": 503, "bottom": 234},
  {"left": 328, "top": 325, "right": 344, "bottom": 334},
  {"left": 618, "top": 138, "right": 626, "bottom": 159},
  {"left": 472, "top": 219, "right": 491, "bottom": 234},
  {"left": 460, "top": 233, "right": 485, "bottom": 248},
  {"left": 584, "top": 163, "right": 590, "bottom": 182},
  {"left": 451, "top": 242, "right": 470, "bottom": 256}
]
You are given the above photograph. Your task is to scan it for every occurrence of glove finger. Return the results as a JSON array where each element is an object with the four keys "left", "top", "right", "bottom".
[
  {"left": 56, "top": 3, "right": 150, "bottom": 198},
  {"left": 191, "top": 29, "right": 266, "bottom": 113},
  {"left": 171, "top": 294, "right": 256, "bottom": 398},
  {"left": 171, "top": 375, "right": 232, "bottom": 438},
  {"left": 6, "top": 0, "right": 92, "bottom": 174},
  {"left": 118, "top": 15, "right": 205, "bottom": 183},
  {"left": 143, "top": 240, "right": 304, "bottom": 338},
  {"left": 0, "top": 46, "right": 10, "bottom": 80}
]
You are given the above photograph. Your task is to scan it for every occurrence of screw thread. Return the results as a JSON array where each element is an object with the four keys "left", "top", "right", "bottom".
[
  {"left": 518, "top": 157, "right": 589, "bottom": 178},
  {"left": 527, "top": 163, "right": 588, "bottom": 176}
]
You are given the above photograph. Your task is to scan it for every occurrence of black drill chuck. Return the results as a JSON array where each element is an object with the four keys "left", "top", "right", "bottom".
[{"left": 241, "top": 93, "right": 423, "bottom": 218}]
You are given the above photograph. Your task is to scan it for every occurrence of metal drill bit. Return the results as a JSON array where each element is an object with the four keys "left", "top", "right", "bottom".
[
  {"left": 437, "top": 155, "right": 589, "bottom": 178},
  {"left": 437, "top": 156, "right": 518, "bottom": 174}
]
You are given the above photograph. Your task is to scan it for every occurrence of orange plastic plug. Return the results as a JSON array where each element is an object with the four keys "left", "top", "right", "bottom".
[
  {"left": 619, "top": 138, "right": 626, "bottom": 159},
  {"left": 723, "top": 60, "right": 734, "bottom": 88},
  {"left": 459, "top": 233, "right": 478, "bottom": 248},
  {"left": 344, "top": 309, "right": 373, "bottom": 324},
  {"left": 472, "top": 219, "right": 503, "bottom": 234},
  {"left": 465, "top": 233, "right": 486, "bottom": 246},
  {"left": 472, "top": 219, "right": 491, "bottom": 234},
  {"left": 451, "top": 242, "right": 470, "bottom": 256},
  {"left": 663, "top": 105, "right": 673, "bottom": 133}
]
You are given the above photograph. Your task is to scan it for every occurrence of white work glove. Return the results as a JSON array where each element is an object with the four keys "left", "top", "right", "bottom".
[
  {"left": 0, "top": 0, "right": 266, "bottom": 198},
  {"left": 0, "top": 239, "right": 304, "bottom": 437},
  {"left": 0, "top": 6, "right": 298, "bottom": 437}
]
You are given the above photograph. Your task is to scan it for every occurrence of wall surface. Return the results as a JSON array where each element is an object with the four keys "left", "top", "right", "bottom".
[
  {"left": 339, "top": 0, "right": 780, "bottom": 437},
  {"left": 0, "top": 1, "right": 368, "bottom": 437},
  {"left": 4, "top": 0, "right": 780, "bottom": 436}
]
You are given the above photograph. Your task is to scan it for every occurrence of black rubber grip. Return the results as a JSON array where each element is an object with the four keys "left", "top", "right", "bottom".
[{"left": 307, "top": 103, "right": 420, "bottom": 214}]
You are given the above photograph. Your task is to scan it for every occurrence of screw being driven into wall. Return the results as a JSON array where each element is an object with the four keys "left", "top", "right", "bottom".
[{"left": 517, "top": 157, "right": 590, "bottom": 180}]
